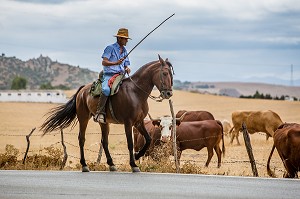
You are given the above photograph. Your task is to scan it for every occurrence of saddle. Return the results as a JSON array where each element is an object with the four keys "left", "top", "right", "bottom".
[{"left": 90, "top": 71, "right": 124, "bottom": 97}]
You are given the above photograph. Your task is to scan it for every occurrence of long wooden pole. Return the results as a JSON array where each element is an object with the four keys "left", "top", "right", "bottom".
[
  {"left": 169, "top": 99, "right": 179, "bottom": 173},
  {"left": 124, "top": 13, "right": 175, "bottom": 59}
]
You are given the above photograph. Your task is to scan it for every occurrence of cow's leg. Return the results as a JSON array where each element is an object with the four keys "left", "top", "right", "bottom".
[
  {"left": 283, "top": 159, "right": 296, "bottom": 178},
  {"left": 176, "top": 149, "right": 182, "bottom": 166},
  {"left": 265, "top": 127, "right": 275, "bottom": 141},
  {"left": 100, "top": 123, "right": 117, "bottom": 171},
  {"left": 230, "top": 129, "right": 241, "bottom": 145},
  {"left": 235, "top": 131, "right": 241, "bottom": 145},
  {"left": 205, "top": 147, "right": 214, "bottom": 167},
  {"left": 214, "top": 144, "right": 222, "bottom": 168}
]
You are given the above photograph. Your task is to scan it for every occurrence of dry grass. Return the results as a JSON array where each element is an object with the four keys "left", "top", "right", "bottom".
[{"left": 1, "top": 89, "right": 300, "bottom": 177}]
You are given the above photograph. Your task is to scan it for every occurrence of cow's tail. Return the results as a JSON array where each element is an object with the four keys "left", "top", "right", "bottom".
[
  {"left": 40, "top": 85, "right": 84, "bottom": 135},
  {"left": 217, "top": 120, "right": 225, "bottom": 157},
  {"left": 267, "top": 144, "right": 277, "bottom": 178}
]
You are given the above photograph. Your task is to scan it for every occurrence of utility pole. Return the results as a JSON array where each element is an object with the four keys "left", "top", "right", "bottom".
[{"left": 291, "top": 64, "right": 293, "bottom": 86}]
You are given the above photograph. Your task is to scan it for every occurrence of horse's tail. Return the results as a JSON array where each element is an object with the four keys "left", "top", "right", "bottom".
[{"left": 40, "top": 86, "right": 84, "bottom": 135}]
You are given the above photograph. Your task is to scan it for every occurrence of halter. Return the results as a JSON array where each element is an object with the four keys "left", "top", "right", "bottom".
[{"left": 129, "top": 61, "right": 174, "bottom": 102}]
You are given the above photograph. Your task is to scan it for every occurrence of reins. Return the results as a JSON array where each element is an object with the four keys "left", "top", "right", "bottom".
[{"left": 129, "top": 76, "right": 164, "bottom": 102}]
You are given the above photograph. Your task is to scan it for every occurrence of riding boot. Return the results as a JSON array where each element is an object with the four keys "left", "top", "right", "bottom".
[{"left": 94, "top": 94, "right": 108, "bottom": 123}]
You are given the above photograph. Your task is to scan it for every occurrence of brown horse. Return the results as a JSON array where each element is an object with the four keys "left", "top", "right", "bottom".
[{"left": 40, "top": 55, "right": 174, "bottom": 172}]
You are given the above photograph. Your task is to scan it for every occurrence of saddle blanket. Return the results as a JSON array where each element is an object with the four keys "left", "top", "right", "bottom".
[{"left": 90, "top": 74, "right": 123, "bottom": 97}]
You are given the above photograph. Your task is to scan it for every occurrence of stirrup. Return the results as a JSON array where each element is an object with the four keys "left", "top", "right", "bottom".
[{"left": 94, "top": 113, "right": 106, "bottom": 124}]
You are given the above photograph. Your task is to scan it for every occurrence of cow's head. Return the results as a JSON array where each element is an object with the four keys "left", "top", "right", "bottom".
[{"left": 148, "top": 112, "right": 186, "bottom": 143}]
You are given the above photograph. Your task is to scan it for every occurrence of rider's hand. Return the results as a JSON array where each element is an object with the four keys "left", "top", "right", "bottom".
[
  {"left": 115, "top": 58, "right": 125, "bottom": 65},
  {"left": 125, "top": 67, "right": 131, "bottom": 74}
]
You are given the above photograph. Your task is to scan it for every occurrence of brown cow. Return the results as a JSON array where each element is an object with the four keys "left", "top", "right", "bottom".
[
  {"left": 133, "top": 120, "right": 161, "bottom": 158},
  {"left": 176, "top": 110, "right": 215, "bottom": 121},
  {"left": 229, "top": 110, "right": 283, "bottom": 145},
  {"left": 267, "top": 123, "right": 300, "bottom": 178},
  {"left": 174, "top": 120, "right": 225, "bottom": 167},
  {"left": 165, "top": 120, "right": 225, "bottom": 168}
]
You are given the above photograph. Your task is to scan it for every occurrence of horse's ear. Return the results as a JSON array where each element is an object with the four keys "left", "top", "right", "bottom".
[{"left": 158, "top": 54, "right": 165, "bottom": 66}]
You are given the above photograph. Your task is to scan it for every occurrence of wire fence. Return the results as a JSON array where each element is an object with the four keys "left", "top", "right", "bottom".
[{"left": 0, "top": 126, "right": 287, "bottom": 177}]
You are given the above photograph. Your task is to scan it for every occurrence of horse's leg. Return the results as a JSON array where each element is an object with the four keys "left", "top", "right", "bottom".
[
  {"left": 125, "top": 123, "right": 141, "bottom": 172},
  {"left": 100, "top": 123, "right": 117, "bottom": 171},
  {"left": 78, "top": 119, "right": 90, "bottom": 172},
  {"left": 133, "top": 122, "right": 151, "bottom": 161}
]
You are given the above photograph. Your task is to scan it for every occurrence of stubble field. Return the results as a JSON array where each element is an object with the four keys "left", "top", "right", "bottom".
[{"left": 1, "top": 89, "right": 300, "bottom": 178}]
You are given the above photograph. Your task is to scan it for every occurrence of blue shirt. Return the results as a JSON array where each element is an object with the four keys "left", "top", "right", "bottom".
[{"left": 101, "top": 42, "right": 130, "bottom": 74}]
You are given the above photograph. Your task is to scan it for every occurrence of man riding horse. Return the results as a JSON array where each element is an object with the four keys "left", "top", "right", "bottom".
[{"left": 94, "top": 28, "right": 132, "bottom": 123}]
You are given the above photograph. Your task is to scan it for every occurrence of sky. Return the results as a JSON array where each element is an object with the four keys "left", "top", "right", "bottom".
[{"left": 1, "top": 0, "right": 300, "bottom": 86}]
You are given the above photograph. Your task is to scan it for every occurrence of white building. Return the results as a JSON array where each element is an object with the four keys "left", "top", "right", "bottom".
[{"left": 0, "top": 90, "right": 68, "bottom": 103}]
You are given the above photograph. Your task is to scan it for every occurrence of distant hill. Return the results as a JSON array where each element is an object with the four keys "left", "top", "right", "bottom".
[
  {"left": 0, "top": 55, "right": 99, "bottom": 90},
  {"left": 174, "top": 80, "right": 300, "bottom": 99},
  {"left": 1, "top": 55, "right": 299, "bottom": 100}
]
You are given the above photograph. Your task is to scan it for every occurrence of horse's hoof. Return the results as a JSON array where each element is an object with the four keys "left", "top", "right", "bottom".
[
  {"left": 82, "top": 166, "right": 90, "bottom": 172},
  {"left": 134, "top": 152, "right": 140, "bottom": 160},
  {"left": 109, "top": 165, "right": 117, "bottom": 171},
  {"left": 132, "top": 167, "right": 141, "bottom": 173}
]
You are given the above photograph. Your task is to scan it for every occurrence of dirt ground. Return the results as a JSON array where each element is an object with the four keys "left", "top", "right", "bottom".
[{"left": 1, "top": 89, "right": 299, "bottom": 178}]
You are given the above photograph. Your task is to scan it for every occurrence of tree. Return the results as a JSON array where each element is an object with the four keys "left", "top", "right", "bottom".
[
  {"left": 253, "top": 90, "right": 261, "bottom": 99},
  {"left": 40, "top": 82, "right": 54, "bottom": 90},
  {"left": 11, "top": 76, "right": 27, "bottom": 90}
]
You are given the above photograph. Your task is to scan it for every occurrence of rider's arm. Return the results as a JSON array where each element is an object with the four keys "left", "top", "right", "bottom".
[{"left": 102, "top": 57, "right": 124, "bottom": 66}]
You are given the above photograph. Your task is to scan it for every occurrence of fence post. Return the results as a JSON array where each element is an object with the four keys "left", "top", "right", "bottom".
[
  {"left": 169, "top": 99, "right": 179, "bottom": 173},
  {"left": 97, "top": 141, "right": 103, "bottom": 164},
  {"left": 60, "top": 129, "right": 68, "bottom": 170},
  {"left": 242, "top": 122, "right": 258, "bottom": 177},
  {"left": 22, "top": 127, "right": 36, "bottom": 164}
]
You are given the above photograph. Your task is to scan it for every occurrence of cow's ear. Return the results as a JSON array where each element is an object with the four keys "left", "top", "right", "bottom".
[
  {"left": 152, "top": 120, "right": 161, "bottom": 127},
  {"left": 176, "top": 120, "right": 181, "bottom": 126}
]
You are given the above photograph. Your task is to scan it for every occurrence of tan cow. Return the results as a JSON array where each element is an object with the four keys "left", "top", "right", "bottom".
[
  {"left": 229, "top": 111, "right": 252, "bottom": 145},
  {"left": 267, "top": 123, "right": 300, "bottom": 178},
  {"left": 221, "top": 119, "right": 232, "bottom": 137},
  {"left": 229, "top": 110, "right": 283, "bottom": 145}
]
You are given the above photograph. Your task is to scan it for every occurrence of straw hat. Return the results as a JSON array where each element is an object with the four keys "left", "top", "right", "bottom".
[{"left": 114, "top": 28, "right": 131, "bottom": 39}]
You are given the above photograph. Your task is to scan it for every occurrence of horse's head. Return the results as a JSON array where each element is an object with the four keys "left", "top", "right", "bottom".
[{"left": 153, "top": 55, "right": 174, "bottom": 99}]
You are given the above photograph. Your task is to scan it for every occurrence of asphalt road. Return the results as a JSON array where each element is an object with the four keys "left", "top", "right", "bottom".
[{"left": 0, "top": 170, "right": 299, "bottom": 199}]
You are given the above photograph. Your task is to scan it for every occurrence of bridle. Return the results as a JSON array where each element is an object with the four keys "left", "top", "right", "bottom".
[{"left": 129, "top": 61, "right": 173, "bottom": 102}]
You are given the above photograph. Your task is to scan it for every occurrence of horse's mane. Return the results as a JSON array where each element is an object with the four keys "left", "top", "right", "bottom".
[
  {"left": 130, "top": 59, "right": 174, "bottom": 83},
  {"left": 134, "top": 60, "right": 158, "bottom": 75}
]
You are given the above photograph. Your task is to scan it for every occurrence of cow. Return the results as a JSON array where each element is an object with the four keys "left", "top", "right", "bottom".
[
  {"left": 221, "top": 119, "right": 232, "bottom": 137},
  {"left": 133, "top": 114, "right": 185, "bottom": 159},
  {"left": 267, "top": 123, "right": 300, "bottom": 178},
  {"left": 229, "top": 111, "right": 252, "bottom": 145},
  {"left": 173, "top": 120, "right": 225, "bottom": 168},
  {"left": 133, "top": 119, "right": 161, "bottom": 158},
  {"left": 229, "top": 110, "right": 283, "bottom": 145},
  {"left": 176, "top": 110, "right": 215, "bottom": 121}
]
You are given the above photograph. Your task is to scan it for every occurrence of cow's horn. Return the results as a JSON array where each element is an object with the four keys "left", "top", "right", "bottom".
[
  {"left": 176, "top": 111, "right": 187, "bottom": 122},
  {"left": 148, "top": 113, "right": 160, "bottom": 121}
]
